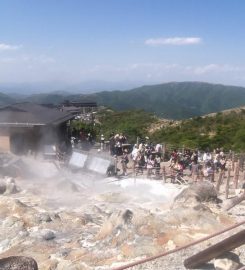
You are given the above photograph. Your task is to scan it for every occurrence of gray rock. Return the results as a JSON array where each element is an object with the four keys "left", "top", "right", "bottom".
[
  {"left": 0, "top": 256, "right": 38, "bottom": 270},
  {"left": 5, "top": 178, "right": 19, "bottom": 194},
  {"left": 0, "top": 181, "right": 7, "bottom": 194},
  {"left": 174, "top": 181, "right": 219, "bottom": 204},
  {"left": 122, "top": 209, "right": 133, "bottom": 224},
  {"left": 56, "top": 248, "right": 70, "bottom": 258},
  {"left": 35, "top": 212, "right": 52, "bottom": 223},
  {"left": 49, "top": 212, "right": 61, "bottom": 220},
  {"left": 40, "top": 229, "right": 56, "bottom": 240},
  {"left": 14, "top": 199, "right": 28, "bottom": 208}
]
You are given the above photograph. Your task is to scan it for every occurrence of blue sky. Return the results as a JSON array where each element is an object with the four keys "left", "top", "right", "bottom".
[{"left": 1, "top": 0, "right": 245, "bottom": 87}]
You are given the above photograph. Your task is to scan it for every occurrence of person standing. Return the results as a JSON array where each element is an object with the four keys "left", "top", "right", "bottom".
[
  {"left": 154, "top": 154, "right": 161, "bottom": 177},
  {"left": 191, "top": 160, "right": 199, "bottom": 182},
  {"left": 147, "top": 154, "right": 155, "bottom": 178},
  {"left": 131, "top": 144, "right": 139, "bottom": 171},
  {"left": 121, "top": 150, "right": 129, "bottom": 176}
]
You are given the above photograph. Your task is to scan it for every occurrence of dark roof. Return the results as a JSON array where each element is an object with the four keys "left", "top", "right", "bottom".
[
  {"left": 61, "top": 106, "right": 82, "bottom": 115},
  {"left": 0, "top": 103, "right": 74, "bottom": 127},
  {"left": 62, "top": 100, "right": 97, "bottom": 107}
]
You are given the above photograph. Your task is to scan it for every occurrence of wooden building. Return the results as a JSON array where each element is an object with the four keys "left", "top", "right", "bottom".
[
  {"left": 61, "top": 100, "right": 98, "bottom": 115},
  {"left": 0, "top": 103, "right": 74, "bottom": 154}
]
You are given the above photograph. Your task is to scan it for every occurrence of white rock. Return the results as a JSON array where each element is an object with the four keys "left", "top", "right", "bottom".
[
  {"left": 0, "top": 239, "right": 10, "bottom": 252},
  {"left": 214, "top": 252, "right": 241, "bottom": 270}
]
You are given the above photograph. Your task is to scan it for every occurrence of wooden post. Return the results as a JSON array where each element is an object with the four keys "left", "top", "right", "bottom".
[
  {"left": 114, "top": 156, "right": 118, "bottom": 176},
  {"left": 162, "top": 143, "right": 166, "bottom": 161},
  {"left": 240, "top": 154, "right": 244, "bottom": 172},
  {"left": 162, "top": 166, "right": 166, "bottom": 183},
  {"left": 234, "top": 162, "right": 240, "bottom": 189},
  {"left": 210, "top": 170, "right": 215, "bottom": 183},
  {"left": 225, "top": 167, "right": 231, "bottom": 199},
  {"left": 184, "top": 230, "right": 245, "bottom": 269},
  {"left": 216, "top": 171, "right": 223, "bottom": 193},
  {"left": 232, "top": 152, "right": 235, "bottom": 171},
  {"left": 136, "top": 136, "right": 139, "bottom": 147}
]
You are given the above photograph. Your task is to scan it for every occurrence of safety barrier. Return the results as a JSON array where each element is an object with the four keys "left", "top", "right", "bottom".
[{"left": 68, "top": 150, "right": 112, "bottom": 175}]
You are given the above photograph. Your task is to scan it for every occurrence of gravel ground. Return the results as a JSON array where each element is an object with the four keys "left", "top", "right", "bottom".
[{"left": 125, "top": 219, "right": 245, "bottom": 270}]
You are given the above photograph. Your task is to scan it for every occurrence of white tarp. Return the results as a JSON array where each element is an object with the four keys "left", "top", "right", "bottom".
[
  {"left": 86, "top": 156, "right": 111, "bottom": 174},
  {"left": 69, "top": 151, "right": 88, "bottom": 168}
]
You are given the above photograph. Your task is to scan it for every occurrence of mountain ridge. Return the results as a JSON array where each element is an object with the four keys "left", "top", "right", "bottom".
[
  {"left": 92, "top": 81, "right": 245, "bottom": 119},
  {"left": 0, "top": 81, "right": 245, "bottom": 119}
]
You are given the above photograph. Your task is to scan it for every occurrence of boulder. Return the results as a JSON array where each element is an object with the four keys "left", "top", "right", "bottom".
[
  {"left": 35, "top": 212, "right": 52, "bottom": 223},
  {"left": 4, "top": 177, "right": 19, "bottom": 194},
  {"left": 0, "top": 178, "right": 19, "bottom": 195},
  {"left": 122, "top": 209, "right": 133, "bottom": 224},
  {"left": 164, "top": 203, "right": 220, "bottom": 232},
  {"left": 0, "top": 181, "right": 6, "bottom": 194},
  {"left": 174, "top": 181, "right": 219, "bottom": 205},
  {"left": 0, "top": 256, "right": 38, "bottom": 270},
  {"left": 40, "top": 229, "right": 56, "bottom": 241},
  {"left": 31, "top": 229, "right": 56, "bottom": 241}
]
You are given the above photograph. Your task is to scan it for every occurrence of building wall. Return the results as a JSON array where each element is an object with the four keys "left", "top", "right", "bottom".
[
  {"left": 0, "top": 123, "right": 71, "bottom": 155},
  {"left": 0, "top": 129, "right": 10, "bottom": 152}
]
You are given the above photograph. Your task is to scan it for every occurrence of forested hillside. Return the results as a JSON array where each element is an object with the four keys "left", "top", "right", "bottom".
[
  {"left": 151, "top": 108, "right": 245, "bottom": 152},
  {"left": 1, "top": 81, "right": 245, "bottom": 119},
  {"left": 0, "top": 92, "right": 16, "bottom": 106},
  {"left": 94, "top": 82, "right": 245, "bottom": 119},
  {"left": 72, "top": 106, "right": 245, "bottom": 152}
]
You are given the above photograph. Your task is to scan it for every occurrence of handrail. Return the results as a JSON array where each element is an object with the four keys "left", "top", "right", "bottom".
[{"left": 112, "top": 220, "right": 245, "bottom": 270}]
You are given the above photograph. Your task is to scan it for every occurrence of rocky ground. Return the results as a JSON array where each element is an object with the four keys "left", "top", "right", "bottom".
[{"left": 0, "top": 154, "right": 244, "bottom": 270}]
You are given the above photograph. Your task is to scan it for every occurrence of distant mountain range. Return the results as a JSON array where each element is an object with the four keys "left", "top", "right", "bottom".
[
  {"left": 0, "top": 92, "right": 16, "bottom": 106},
  {"left": 0, "top": 80, "right": 140, "bottom": 95},
  {"left": 0, "top": 81, "right": 245, "bottom": 119}
]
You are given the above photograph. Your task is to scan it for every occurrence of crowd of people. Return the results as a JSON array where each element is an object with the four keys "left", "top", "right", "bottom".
[
  {"left": 168, "top": 148, "right": 229, "bottom": 183},
  {"left": 70, "top": 130, "right": 236, "bottom": 183},
  {"left": 107, "top": 133, "right": 128, "bottom": 156},
  {"left": 130, "top": 141, "right": 163, "bottom": 178},
  {"left": 108, "top": 136, "right": 163, "bottom": 177},
  {"left": 107, "top": 133, "right": 231, "bottom": 182}
]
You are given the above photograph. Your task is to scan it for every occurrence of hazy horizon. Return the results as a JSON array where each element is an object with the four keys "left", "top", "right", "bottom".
[{"left": 1, "top": 80, "right": 245, "bottom": 96}]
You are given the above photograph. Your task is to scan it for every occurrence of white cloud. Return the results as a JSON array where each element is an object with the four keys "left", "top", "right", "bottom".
[
  {"left": 0, "top": 43, "right": 21, "bottom": 51},
  {"left": 192, "top": 64, "right": 242, "bottom": 75},
  {"left": 1, "top": 56, "right": 245, "bottom": 85},
  {"left": 145, "top": 37, "right": 202, "bottom": 46},
  {"left": 0, "top": 54, "right": 55, "bottom": 65},
  {"left": 78, "top": 62, "right": 245, "bottom": 86}
]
